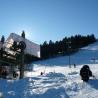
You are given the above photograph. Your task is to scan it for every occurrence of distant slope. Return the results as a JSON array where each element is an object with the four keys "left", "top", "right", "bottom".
[{"left": 34, "top": 41, "right": 98, "bottom": 66}]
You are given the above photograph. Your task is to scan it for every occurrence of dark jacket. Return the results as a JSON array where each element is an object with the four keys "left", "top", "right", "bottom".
[{"left": 80, "top": 65, "right": 92, "bottom": 82}]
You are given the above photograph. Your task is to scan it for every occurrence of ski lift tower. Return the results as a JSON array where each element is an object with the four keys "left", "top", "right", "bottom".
[{"left": 66, "top": 40, "right": 71, "bottom": 68}]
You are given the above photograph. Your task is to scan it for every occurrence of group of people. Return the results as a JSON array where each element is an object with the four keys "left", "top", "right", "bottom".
[{"left": 0, "top": 66, "right": 18, "bottom": 79}]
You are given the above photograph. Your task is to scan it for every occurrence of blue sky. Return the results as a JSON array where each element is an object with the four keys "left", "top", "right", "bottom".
[{"left": 0, "top": 0, "right": 98, "bottom": 44}]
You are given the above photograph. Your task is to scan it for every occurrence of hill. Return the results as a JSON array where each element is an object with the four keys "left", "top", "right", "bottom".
[{"left": 34, "top": 41, "right": 98, "bottom": 66}]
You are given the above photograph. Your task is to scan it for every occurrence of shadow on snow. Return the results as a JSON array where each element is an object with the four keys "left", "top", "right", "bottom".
[{"left": 88, "top": 79, "right": 98, "bottom": 90}]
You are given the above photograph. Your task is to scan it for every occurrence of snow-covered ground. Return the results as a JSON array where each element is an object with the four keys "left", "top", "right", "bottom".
[{"left": 1, "top": 41, "right": 98, "bottom": 98}]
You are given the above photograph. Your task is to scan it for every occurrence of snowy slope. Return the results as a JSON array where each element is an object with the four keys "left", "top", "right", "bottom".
[
  {"left": 34, "top": 41, "right": 98, "bottom": 66},
  {"left": 0, "top": 41, "right": 98, "bottom": 98}
]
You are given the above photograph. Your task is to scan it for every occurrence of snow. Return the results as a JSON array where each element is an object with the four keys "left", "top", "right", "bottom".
[{"left": 1, "top": 41, "right": 98, "bottom": 98}]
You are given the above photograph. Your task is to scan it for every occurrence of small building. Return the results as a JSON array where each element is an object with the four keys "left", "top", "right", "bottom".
[
  {"left": 4, "top": 33, "right": 40, "bottom": 58},
  {"left": 0, "top": 33, "right": 40, "bottom": 79}
]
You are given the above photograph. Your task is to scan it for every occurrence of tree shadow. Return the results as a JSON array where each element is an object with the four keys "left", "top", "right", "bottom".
[{"left": 88, "top": 79, "right": 98, "bottom": 90}]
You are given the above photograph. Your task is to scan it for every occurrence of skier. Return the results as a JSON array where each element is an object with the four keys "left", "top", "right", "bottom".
[
  {"left": 74, "top": 64, "right": 76, "bottom": 68},
  {"left": 80, "top": 65, "right": 93, "bottom": 82},
  {"left": 40, "top": 72, "right": 44, "bottom": 75}
]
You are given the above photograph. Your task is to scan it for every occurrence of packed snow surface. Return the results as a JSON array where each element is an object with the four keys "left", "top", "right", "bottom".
[{"left": 1, "top": 41, "right": 98, "bottom": 98}]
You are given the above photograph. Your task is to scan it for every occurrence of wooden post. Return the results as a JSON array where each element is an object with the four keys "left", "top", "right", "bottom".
[
  {"left": 18, "top": 40, "right": 26, "bottom": 79},
  {"left": 19, "top": 51, "right": 24, "bottom": 79}
]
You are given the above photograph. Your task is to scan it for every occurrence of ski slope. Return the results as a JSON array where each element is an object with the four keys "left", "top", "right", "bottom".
[
  {"left": 34, "top": 41, "right": 98, "bottom": 66},
  {"left": 0, "top": 41, "right": 98, "bottom": 98}
]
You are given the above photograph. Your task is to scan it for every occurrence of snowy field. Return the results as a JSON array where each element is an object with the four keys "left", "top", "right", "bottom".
[{"left": 1, "top": 41, "right": 98, "bottom": 98}]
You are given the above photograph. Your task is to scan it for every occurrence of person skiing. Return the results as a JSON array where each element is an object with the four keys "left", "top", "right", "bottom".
[
  {"left": 80, "top": 65, "right": 93, "bottom": 82},
  {"left": 74, "top": 64, "right": 76, "bottom": 68}
]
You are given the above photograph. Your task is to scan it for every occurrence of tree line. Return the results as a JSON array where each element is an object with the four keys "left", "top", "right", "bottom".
[
  {"left": 41, "top": 34, "right": 96, "bottom": 59},
  {"left": 0, "top": 33, "right": 97, "bottom": 63}
]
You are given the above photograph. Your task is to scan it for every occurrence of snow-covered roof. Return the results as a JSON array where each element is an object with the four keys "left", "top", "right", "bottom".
[{"left": 4, "top": 33, "right": 40, "bottom": 58}]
